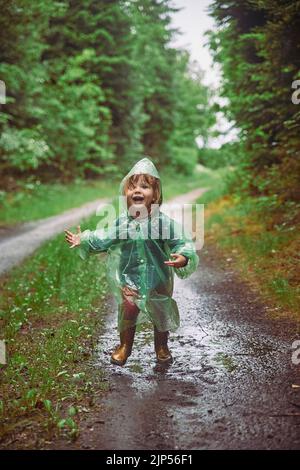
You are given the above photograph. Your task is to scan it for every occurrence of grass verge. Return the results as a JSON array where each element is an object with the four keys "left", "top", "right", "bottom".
[
  {"left": 197, "top": 169, "right": 300, "bottom": 321},
  {"left": 0, "top": 168, "right": 212, "bottom": 227},
  {"left": 0, "top": 178, "right": 118, "bottom": 226},
  {"left": 0, "top": 169, "right": 212, "bottom": 448},
  {"left": 0, "top": 212, "right": 110, "bottom": 448}
]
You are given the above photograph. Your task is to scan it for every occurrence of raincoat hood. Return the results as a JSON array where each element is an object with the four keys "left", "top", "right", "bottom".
[{"left": 119, "top": 157, "right": 163, "bottom": 213}]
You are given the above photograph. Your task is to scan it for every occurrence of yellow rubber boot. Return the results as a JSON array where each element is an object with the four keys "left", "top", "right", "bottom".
[
  {"left": 154, "top": 326, "right": 173, "bottom": 363},
  {"left": 111, "top": 326, "right": 136, "bottom": 366}
]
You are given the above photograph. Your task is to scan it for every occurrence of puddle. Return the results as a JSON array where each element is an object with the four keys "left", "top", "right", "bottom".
[{"left": 89, "top": 257, "right": 297, "bottom": 450}]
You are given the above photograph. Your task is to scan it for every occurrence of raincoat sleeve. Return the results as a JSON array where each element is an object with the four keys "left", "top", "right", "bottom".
[
  {"left": 165, "top": 217, "right": 199, "bottom": 280},
  {"left": 77, "top": 219, "right": 119, "bottom": 260}
]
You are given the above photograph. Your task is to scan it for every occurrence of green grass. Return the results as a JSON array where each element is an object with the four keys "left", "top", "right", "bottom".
[
  {"left": 0, "top": 168, "right": 213, "bottom": 446},
  {"left": 0, "top": 211, "right": 110, "bottom": 444},
  {"left": 3, "top": 161, "right": 297, "bottom": 445},
  {"left": 159, "top": 168, "right": 214, "bottom": 200},
  {"left": 197, "top": 181, "right": 300, "bottom": 320},
  {"left": 194, "top": 166, "right": 232, "bottom": 205},
  {"left": 0, "top": 178, "right": 118, "bottom": 226},
  {"left": 0, "top": 169, "right": 214, "bottom": 227}
]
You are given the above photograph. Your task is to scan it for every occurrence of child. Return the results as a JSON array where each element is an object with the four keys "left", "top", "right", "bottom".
[{"left": 64, "top": 157, "right": 199, "bottom": 366}]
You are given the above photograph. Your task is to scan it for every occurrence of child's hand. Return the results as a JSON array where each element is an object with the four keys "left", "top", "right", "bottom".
[
  {"left": 122, "top": 285, "right": 140, "bottom": 298},
  {"left": 64, "top": 225, "right": 81, "bottom": 248},
  {"left": 164, "top": 253, "right": 188, "bottom": 268}
]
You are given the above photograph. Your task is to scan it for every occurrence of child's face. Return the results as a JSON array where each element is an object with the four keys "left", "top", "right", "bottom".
[{"left": 125, "top": 175, "right": 154, "bottom": 215}]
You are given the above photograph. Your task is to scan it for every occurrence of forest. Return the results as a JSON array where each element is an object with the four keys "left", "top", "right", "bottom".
[
  {"left": 0, "top": 0, "right": 213, "bottom": 185},
  {"left": 1, "top": 0, "right": 298, "bottom": 228},
  {"left": 0, "top": 0, "right": 299, "bottom": 450},
  {"left": 207, "top": 0, "right": 300, "bottom": 221}
]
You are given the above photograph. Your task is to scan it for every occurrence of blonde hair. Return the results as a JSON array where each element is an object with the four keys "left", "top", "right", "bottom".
[{"left": 123, "top": 174, "right": 162, "bottom": 206}]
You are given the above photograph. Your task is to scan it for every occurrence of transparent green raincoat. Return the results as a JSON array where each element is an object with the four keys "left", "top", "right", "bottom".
[{"left": 77, "top": 158, "right": 199, "bottom": 332}]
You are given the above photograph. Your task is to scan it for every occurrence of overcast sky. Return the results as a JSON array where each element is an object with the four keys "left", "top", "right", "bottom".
[
  {"left": 169, "top": 0, "right": 239, "bottom": 148},
  {"left": 170, "top": 0, "right": 219, "bottom": 88}
]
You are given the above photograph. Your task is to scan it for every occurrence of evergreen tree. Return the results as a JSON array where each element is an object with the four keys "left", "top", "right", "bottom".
[
  {"left": 208, "top": 0, "right": 300, "bottom": 204},
  {"left": 0, "top": 0, "right": 214, "bottom": 182}
]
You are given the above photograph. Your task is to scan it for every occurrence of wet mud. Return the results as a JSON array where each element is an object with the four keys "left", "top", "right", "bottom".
[
  {"left": 2, "top": 188, "right": 299, "bottom": 449},
  {"left": 50, "top": 246, "right": 300, "bottom": 450}
]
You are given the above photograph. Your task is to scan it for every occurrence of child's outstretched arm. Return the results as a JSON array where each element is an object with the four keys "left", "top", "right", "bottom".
[
  {"left": 64, "top": 219, "right": 119, "bottom": 260},
  {"left": 65, "top": 225, "right": 81, "bottom": 248}
]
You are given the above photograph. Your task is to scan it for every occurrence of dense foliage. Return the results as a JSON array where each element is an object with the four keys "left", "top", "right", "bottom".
[
  {"left": 0, "top": 0, "right": 213, "bottom": 184},
  {"left": 208, "top": 0, "right": 300, "bottom": 215}
]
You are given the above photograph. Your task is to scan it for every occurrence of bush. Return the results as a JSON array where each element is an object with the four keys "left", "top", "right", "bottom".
[
  {"left": 0, "top": 128, "right": 50, "bottom": 171},
  {"left": 198, "top": 142, "right": 242, "bottom": 169},
  {"left": 171, "top": 146, "right": 198, "bottom": 175}
]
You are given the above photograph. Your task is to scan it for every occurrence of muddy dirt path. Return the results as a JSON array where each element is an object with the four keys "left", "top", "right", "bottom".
[
  {"left": 45, "top": 195, "right": 300, "bottom": 450},
  {"left": 0, "top": 198, "right": 110, "bottom": 276},
  {"left": 48, "top": 248, "right": 300, "bottom": 450},
  {"left": 0, "top": 188, "right": 206, "bottom": 277}
]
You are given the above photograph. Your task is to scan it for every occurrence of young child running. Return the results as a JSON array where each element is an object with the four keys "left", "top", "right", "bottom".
[{"left": 64, "top": 157, "right": 199, "bottom": 366}]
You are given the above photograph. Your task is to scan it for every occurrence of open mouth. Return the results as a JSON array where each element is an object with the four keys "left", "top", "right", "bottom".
[{"left": 132, "top": 195, "right": 145, "bottom": 203}]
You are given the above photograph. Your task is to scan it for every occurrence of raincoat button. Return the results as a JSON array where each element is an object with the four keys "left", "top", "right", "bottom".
[{"left": 140, "top": 259, "right": 144, "bottom": 263}]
